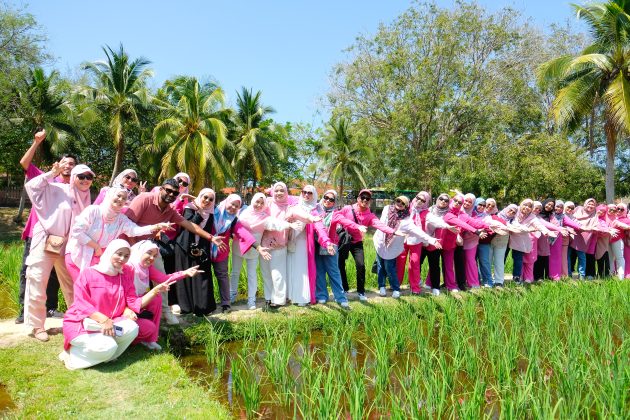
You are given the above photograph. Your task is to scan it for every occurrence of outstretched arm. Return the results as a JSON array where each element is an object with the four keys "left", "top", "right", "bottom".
[{"left": 20, "top": 130, "right": 46, "bottom": 170}]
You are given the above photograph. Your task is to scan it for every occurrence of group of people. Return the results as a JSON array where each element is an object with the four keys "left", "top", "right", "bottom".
[{"left": 15, "top": 130, "right": 629, "bottom": 370}]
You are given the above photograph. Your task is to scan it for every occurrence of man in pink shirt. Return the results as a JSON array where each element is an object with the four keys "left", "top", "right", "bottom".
[
  {"left": 337, "top": 189, "right": 397, "bottom": 301},
  {"left": 15, "top": 130, "right": 76, "bottom": 324}
]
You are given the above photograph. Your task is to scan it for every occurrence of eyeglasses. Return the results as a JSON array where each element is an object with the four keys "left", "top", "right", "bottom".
[
  {"left": 438, "top": 197, "right": 449, "bottom": 202},
  {"left": 323, "top": 196, "right": 336, "bottom": 203},
  {"left": 395, "top": 199, "right": 406, "bottom": 205},
  {"left": 163, "top": 188, "right": 180, "bottom": 196},
  {"left": 123, "top": 174, "right": 139, "bottom": 183},
  {"left": 359, "top": 195, "right": 371, "bottom": 201},
  {"left": 301, "top": 190, "right": 313, "bottom": 195},
  {"left": 76, "top": 174, "right": 93, "bottom": 181},
  {"left": 177, "top": 178, "right": 189, "bottom": 188},
  {"left": 416, "top": 196, "right": 426, "bottom": 203}
]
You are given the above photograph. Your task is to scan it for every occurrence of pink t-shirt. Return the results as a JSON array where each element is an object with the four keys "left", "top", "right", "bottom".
[{"left": 21, "top": 164, "right": 64, "bottom": 240}]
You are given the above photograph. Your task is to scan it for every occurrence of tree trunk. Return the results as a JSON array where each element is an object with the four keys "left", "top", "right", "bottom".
[
  {"left": 604, "top": 120, "right": 616, "bottom": 202},
  {"left": 339, "top": 175, "right": 345, "bottom": 207},
  {"left": 13, "top": 183, "right": 28, "bottom": 224},
  {"left": 110, "top": 138, "right": 124, "bottom": 186}
]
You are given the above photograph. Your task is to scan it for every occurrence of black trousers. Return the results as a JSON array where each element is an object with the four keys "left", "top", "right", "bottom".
[
  {"left": 533, "top": 255, "right": 549, "bottom": 280},
  {"left": 339, "top": 241, "right": 366, "bottom": 294},
  {"left": 454, "top": 246, "right": 466, "bottom": 290},
  {"left": 425, "top": 248, "right": 442, "bottom": 289},
  {"left": 18, "top": 237, "right": 59, "bottom": 315},
  {"left": 585, "top": 253, "right": 596, "bottom": 278},
  {"left": 596, "top": 252, "right": 610, "bottom": 277}
]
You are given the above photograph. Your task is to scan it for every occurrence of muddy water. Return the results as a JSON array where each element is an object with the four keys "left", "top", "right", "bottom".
[
  {"left": 181, "top": 329, "right": 463, "bottom": 419},
  {"left": 0, "top": 383, "right": 16, "bottom": 415}
]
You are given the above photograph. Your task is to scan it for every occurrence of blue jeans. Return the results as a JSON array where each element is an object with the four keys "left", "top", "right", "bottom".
[
  {"left": 376, "top": 254, "right": 400, "bottom": 291},
  {"left": 315, "top": 252, "right": 348, "bottom": 303},
  {"left": 512, "top": 249, "right": 524, "bottom": 278},
  {"left": 568, "top": 247, "right": 586, "bottom": 277},
  {"left": 477, "top": 243, "right": 492, "bottom": 286}
]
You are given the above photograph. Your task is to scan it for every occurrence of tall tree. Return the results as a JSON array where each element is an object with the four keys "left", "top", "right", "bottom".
[
  {"left": 319, "top": 118, "right": 372, "bottom": 204},
  {"left": 231, "top": 87, "right": 284, "bottom": 193},
  {"left": 151, "top": 76, "right": 230, "bottom": 192},
  {"left": 538, "top": 0, "right": 630, "bottom": 201},
  {"left": 81, "top": 44, "right": 152, "bottom": 183}
]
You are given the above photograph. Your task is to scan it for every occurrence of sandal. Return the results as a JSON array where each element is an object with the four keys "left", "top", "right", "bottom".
[{"left": 33, "top": 328, "right": 49, "bottom": 342}]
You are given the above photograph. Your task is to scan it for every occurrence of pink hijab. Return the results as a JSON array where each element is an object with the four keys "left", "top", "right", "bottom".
[
  {"left": 128, "top": 240, "right": 158, "bottom": 295},
  {"left": 516, "top": 199, "right": 536, "bottom": 225},
  {"left": 449, "top": 193, "right": 465, "bottom": 215},
  {"left": 239, "top": 193, "right": 270, "bottom": 234}
]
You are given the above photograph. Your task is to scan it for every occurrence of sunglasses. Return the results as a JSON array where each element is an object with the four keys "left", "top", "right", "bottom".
[
  {"left": 76, "top": 173, "right": 94, "bottom": 181},
  {"left": 201, "top": 195, "right": 214, "bottom": 202},
  {"left": 177, "top": 178, "right": 189, "bottom": 188},
  {"left": 452, "top": 199, "right": 463, "bottom": 205},
  {"left": 163, "top": 188, "right": 180, "bottom": 196},
  {"left": 617, "top": 207, "right": 625, "bottom": 212},
  {"left": 123, "top": 174, "right": 139, "bottom": 183},
  {"left": 301, "top": 190, "right": 313, "bottom": 195},
  {"left": 323, "top": 196, "right": 336, "bottom": 203},
  {"left": 438, "top": 196, "right": 449, "bottom": 202},
  {"left": 478, "top": 203, "right": 486, "bottom": 207},
  {"left": 395, "top": 199, "right": 406, "bottom": 205},
  {"left": 359, "top": 195, "right": 371, "bottom": 201},
  {"left": 416, "top": 196, "right": 426, "bottom": 203},
  {"left": 566, "top": 206, "right": 575, "bottom": 210}
]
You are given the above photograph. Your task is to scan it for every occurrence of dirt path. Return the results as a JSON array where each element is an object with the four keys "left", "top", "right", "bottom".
[{"left": 0, "top": 318, "right": 62, "bottom": 348}]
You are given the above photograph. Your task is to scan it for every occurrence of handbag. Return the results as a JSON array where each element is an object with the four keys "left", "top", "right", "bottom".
[
  {"left": 154, "top": 232, "right": 175, "bottom": 259},
  {"left": 44, "top": 234, "right": 66, "bottom": 255},
  {"left": 337, "top": 207, "right": 359, "bottom": 251},
  {"left": 318, "top": 243, "right": 338, "bottom": 256}
]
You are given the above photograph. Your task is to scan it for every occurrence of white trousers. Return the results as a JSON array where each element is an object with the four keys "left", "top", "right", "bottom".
[
  {"left": 64, "top": 319, "right": 139, "bottom": 370},
  {"left": 229, "top": 252, "right": 259, "bottom": 303},
  {"left": 608, "top": 241, "right": 625, "bottom": 279},
  {"left": 25, "top": 238, "right": 74, "bottom": 331},
  {"left": 260, "top": 248, "right": 287, "bottom": 305}
]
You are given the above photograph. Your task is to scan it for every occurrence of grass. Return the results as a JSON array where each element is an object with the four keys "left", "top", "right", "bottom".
[{"left": 0, "top": 334, "right": 230, "bottom": 418}]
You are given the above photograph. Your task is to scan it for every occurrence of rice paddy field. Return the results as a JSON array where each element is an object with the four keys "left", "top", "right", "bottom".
[{"left": 185, "top": 280, "right": 630, "bottom": 419}]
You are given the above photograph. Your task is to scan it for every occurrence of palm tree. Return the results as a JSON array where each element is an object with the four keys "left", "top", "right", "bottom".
[
  {"left": 319, "top": 118, "right": 372, "bottom": 204},
  {"left": 12, "top": 66, "right": 81, "bottom": 223},
  {"left": 151, "top": 76, "right": 230, "bottom": 192},
  {"left": 537, "top": 0, "right": 630, "bottom": 201},
  {"left": 82, "top": 44, "right": 152, "bottom": 183},
  {"left": 13, "top": 67, "right": 81, "bottom": 157},
  {"left": 231, "top": 87, "right": 284, "bottom": 194}
]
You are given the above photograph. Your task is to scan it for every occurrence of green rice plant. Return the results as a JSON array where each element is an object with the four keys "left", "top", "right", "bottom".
[
  {"left": 230, "top": 353, "right": 261, "bottom": 419},
  {"left": 262, "top": 336, "right": 294, "bottom": 406},
  {"left": 204, "top": 325, "right": 221, "bottom": 365},
  {"left": 0, "top": 241, "right": 24, "bottom": 316}
]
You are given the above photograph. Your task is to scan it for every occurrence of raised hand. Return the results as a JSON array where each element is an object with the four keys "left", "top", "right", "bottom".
[
  {"left": 51, "top": 161, "right": 62, "bottom": 177},
  {"left": 34, "top": 129, "right": 46, "bottom": 144},
  {"left": 138, "top": 181, "right": 147, "bottom": 193}
]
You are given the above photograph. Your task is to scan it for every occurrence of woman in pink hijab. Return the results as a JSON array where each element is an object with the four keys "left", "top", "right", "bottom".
[{"left": 24, "top": 163, "right": 94, "bottom": 341}]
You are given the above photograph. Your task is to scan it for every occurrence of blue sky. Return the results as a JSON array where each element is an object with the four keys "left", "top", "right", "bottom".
[{"left": 17, "top": 0, "right": 582, "bottom": 126}]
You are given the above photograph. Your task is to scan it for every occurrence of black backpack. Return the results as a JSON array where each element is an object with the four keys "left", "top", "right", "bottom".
[{"left": 336, "top": 206, "right": 359, "bottom": 250}]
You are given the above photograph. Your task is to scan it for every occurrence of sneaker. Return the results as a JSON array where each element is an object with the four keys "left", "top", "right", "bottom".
[
  {"left": 482, "top": 284, "right": 492, "bottom": 288},
  {"left": 297, "top": 303, "right": 308, "bottom": 307},
  {"left": 171, "top": 304, "right": 181, "bottom": 315},
  {"left": 431, "top": 288, "right": 441, "bottom": 296},
  {"left": 358, "top": 293, "right": 368, "bottom": 302},
  {"left": 379, "top": 287, "right": 387, "bottom": 297},
  {"left": 248, "top": 305, "right": 257, "bottom": 310},
  {"left": 494, "top": 283, "right": 504, "bottom": 288},
  {"left": 449, "top": 289, "right": 460, "bottom": 294},
  {"left": 317, "top": 299, "right": 327, "bottom": 304},
  {"left": 221, "top": 305, "right": 231, "bottom": 313},
  {"left": 164, "top": 312, "right": 180, "bottom": 325},
  {"left": 392, "top": 290, "right": 401, "bottom": 299},
  {"left": 247, "top": 298, "right": 256, "bottom": 309},
  {"left": 15, "top": 312, "right": 24, "bottom": 324},
  {"left": 141, "top": 341, "right": 162, "bottom": 351},
  {"left": 340, "top": 301, "right": 350, "bottom": 309},
  {"left": 32, "top": 328, "right": 49, "bottom": 342},
  {"left": 422, "top": 283, "right": 431, "bottom": 290},
  {"left": 47, "top": 309, "right": 64, "bottom": 318}
]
